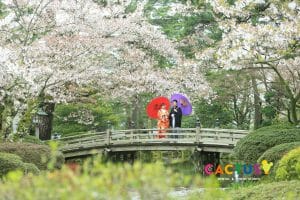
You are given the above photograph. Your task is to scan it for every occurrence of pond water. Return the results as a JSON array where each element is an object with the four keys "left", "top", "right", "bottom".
[{"left": 129, "top": 187, "right": 226, "bottom": 200}]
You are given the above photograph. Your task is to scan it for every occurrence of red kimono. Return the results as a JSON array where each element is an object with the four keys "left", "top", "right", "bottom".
[{"left": 157, "top": 108, "right": 169, "bottom": 138}]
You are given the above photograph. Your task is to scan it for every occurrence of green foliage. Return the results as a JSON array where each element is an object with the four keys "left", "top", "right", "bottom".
[
  {"left": 194, "top": 98, "right": 234, "bottom": 128},
  {"left": 0, "top": 152, "right": 39, "bottom": 177},
  {"left": 125, "top": 0, "right": 137, "bottom": 13},
  {"left": 276, "top": 147, "right": 300, "bottom": 181},
  {"left": 261, "top": 89, "right": 284, "bottom": 125},
  {"left": 149, "top": 12, "right": 214, "bottom": 40},
  {"left": 227, "top": 0, "right": 236, "bottom": 5},
  {"left": 17, "top": 99, "right": 38, "bottom": 136},
  {"left": 176, "top": 24, "right": 222, "bottom": 58},
  {"left": 250, "top": 3, "right": 271, "bottom": 25},
  {"left": 262, "top": 105, "right": 276, "bottom": 121},
  {"left": 234, "top": 125, "right": 300, "bottom": 163},
  {"left": 143, "top": 47, "right": 174, "bottom": 68},
  {"left": 258, "top": 142, "right": 300, "bottom": 164},
  {"left": 177, "top": 45, "right": 195, "bottom": 58},
  {"left": 0, "top": 142, "right": 64, "bottom": 170},
  {"left": 53, "top": 99, "right": 120, "bottom": 136},
  {"left": 0, "top": 99, "right": 13, "bottom": 137},
  {"left": 168, "top": 160, "right": 196, "bottom": 176},
  {"left": 206, "top": 24, "right": 223, "bottom": 41},
  {"left": 0, "top": 153, "right": 25, "bottom": 177},
  {"left": 143, "top": 0, "right": 219, "bottom": 58},
  {"left": 253, "top": 123, "right": 295, "bottom": 131},
  {"left": 202, "top": 177, "right": 231, "bottom": 199},
  {"left": 181, "top": 115, "right": 198, "bottom": 128},
  {"left": 0, "top": 159, "right": 205, "bottom": 200},
  {"left": 53, "top": 123, "right": 90, "bottom": 136},
  {"left": 136, "top": 151, "right": 196, "bottom": 176},
  {"left": 230, "top": 180, "right": 300, "bottom": 200},
  {"left": 20, "top": 135, "right": 44, "bottom": 145},
  {"left": 92, "top": 0, "right": 108, "bottom": 7},
  {"left": 0, "top": 155, "right": 299, "bottom": 199},
  {"left": 175, "top": 0, "right": 207, "bottom": 7},
  {"left": 203, "top": 70, "right": 252, "bottom": 129},
  {"left": 5, "top": 4, "right": 53, "bottom": 45},
  {"left": 23, "top": 163, "right": 40, "bottom": 175},
  {"left": 46, "top": 142, "right": 65, "bottom": 170},
  {"left": 0, "top": 1, "right": 8, "bottom": 19},
  {"left": 220, "top": 0, "right": 271, "bottom": 25}
]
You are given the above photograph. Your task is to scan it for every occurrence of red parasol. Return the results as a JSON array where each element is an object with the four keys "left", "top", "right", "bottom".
[{"left": 146, "top": 96, "right": 170, "bottom": 119}]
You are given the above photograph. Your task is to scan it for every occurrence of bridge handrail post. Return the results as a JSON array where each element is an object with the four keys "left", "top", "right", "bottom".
[
  {"left": 195, "top": 118, "right": 201, "bottom": 143},
  {"left": 196, "top": 126, "right": 200, "bottom": 142},
  {"left": 130, "top": 129, "right": 134, "bottom": 143},
  {"left": 106, "top": 129, "right": 111, "bottom": 145},
  {"left": 214, "top": 131, "right": 219, "bottom": 140}
]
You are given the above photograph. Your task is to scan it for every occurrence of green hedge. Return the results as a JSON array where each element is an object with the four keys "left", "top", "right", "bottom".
[
  {"left": 276, "top": 147, "right": 300, "bottom": 181},
  {"left": 23, "top": 163, "right": 40, "bottom": 175},
  {"left": 230, "top": 180, "right": 300, "bottom": 200},
  {"left": 0, "top": 143, "right": 64, "bottom": 170},
  {"left": 233, "top": 125, "right": 300, "bottom": 163},
  {"left": 0, "top": 153, "right": 25, "bottom": 177},
  {"left": 0, "top": 153, "right": 40, "bottom": 177},
  {"left": 258, "top": 142, "right": 300, "bottom": 164},
  {"left": 21, "top": 135, "right": 44, "bottom": 145},
  {"left": 252, "top": 123, "right": 295, "bottom": 131}
]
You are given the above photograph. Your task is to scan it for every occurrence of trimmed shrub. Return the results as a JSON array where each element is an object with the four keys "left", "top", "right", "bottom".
[
  {"left": 23, "top": 163, "right": 40, "bottom": 175},
  {"left": 0, "top": 152, "right": 40, "bottom": 177},
  {"left": 252, "top": 123, "right": 295, "bottom": 131},
  {"left": 21, "top": 135, "right": 44, "bottom": 145},
  {"left": 258, "top": 142, "right": 300, "bottom": 164},
  {"left": 0, "top": 153, "right": 25, "bottom": 177},
  {"left": 276, "top": 147, "right": 300, "bottom": 181},
  {"left": 230, "top": 180, "right": 300, "bottom": 200},
  {"left": 0, "top": 142, "right": 64, "bottom": 170},
  {"left": 54, "top": 151, "right": 65, "bottom": 169},
  {"left": 233, "top": 125, "right": 300, "bottom": 163}
]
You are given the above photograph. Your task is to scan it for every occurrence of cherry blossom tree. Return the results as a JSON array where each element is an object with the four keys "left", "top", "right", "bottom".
[
  {"left": 0, "top": 0, "right": 209, "bottom": 136},
  {"left": 198, "top": 0, "right": 300, "bottom": 124}
]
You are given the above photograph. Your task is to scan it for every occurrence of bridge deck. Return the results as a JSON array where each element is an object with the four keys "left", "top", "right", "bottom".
[{"left": 56, "top": 128, "right": 248, "bottom": 158}]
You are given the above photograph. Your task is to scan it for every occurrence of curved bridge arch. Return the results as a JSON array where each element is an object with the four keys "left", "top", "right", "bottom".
[{"left": 56, "top": 128, "right": 249, "bottom": 159}]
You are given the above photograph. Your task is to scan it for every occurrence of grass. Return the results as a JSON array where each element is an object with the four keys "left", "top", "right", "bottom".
[{"left": 229, "top": 180, "right": 300, "bottom": 200}]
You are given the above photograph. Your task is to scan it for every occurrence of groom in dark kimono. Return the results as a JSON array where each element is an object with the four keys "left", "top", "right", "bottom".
[{"left": 169, "top": 100, "right": 182, "bottom": 138}]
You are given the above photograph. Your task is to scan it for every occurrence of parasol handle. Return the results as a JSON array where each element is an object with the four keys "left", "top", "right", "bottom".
[{"left": 171, "top": 114, "right": 175, "bottom": 128}]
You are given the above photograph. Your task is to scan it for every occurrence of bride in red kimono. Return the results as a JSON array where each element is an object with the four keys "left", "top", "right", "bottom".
[{"left": 157, "top": 103, "right": 169, "bottom": 139}]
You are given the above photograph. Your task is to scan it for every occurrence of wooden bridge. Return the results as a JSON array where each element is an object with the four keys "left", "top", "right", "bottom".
[{"left": 57, "top": 127, "right": 249, "bottom": 159}]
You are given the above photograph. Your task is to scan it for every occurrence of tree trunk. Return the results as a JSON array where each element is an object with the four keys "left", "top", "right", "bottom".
[
  {"left": 0, "top": 105, "right": 4, "bottom": 137},
  {"left": 1, "top": 97, "right": 14, "bottom": 138},
  {"left": 287, "top": 109, "right": 292, "bottom": 124},
  {"left": 131, "top": 97, "right": 139, "bottom": 128},
  {"left": 39, "top": 102, "right": 55, "bottom": 140},
  {"left": 251, "top": 77, "right": 262, "bottom": 129},
  {"left": 289, "top": 98, "right": 298, "bottom": 124},
  {"left": 232, "top": 95, "right": 239, "bottom": 127},
  {"left": 126, "top": 104, "right": 132, "bottom": 129},
  {"left": 1, "top": 107, "right": 12, "bottom": 139}
]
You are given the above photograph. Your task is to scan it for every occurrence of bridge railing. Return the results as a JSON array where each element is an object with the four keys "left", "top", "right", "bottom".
[
  {"left": 108, "top": 128, "right": 196, "bottom": 144},
  {"left": 108, "top": 128, "right": 248, "bottom": 144},
  {"left": 58, "top": 128, "right": 248, "bottom": 150}
]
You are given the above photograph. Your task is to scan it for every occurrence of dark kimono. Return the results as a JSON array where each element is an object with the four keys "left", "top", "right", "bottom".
[{"left": 169, "top": 106, "right": 182, "bottom": 128}]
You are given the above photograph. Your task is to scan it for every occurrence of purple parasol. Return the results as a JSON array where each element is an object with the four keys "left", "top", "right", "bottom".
[{"left": 170, "top": 93, "right": 192, "bottom": 116}]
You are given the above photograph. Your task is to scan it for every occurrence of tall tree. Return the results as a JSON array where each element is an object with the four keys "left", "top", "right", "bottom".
[
  {"left": 0, "top": 0, "right": 209, "bottom": 137},
  {"left": 199, "top": 0, "right": 300, "bottom": 124}
]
